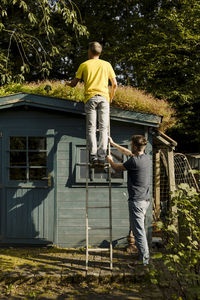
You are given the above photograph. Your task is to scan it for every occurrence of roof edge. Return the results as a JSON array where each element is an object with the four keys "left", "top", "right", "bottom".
[{"left": 0, "top": 92, "right": 162, "bottom": 127}]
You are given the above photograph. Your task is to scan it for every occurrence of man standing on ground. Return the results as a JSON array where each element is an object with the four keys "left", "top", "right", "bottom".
[
  {"left": 107, "top": 135, "right": 151, "bottom": 268},
  {"left": 66, "top": 42, "right": 117, "bottom": 165}
]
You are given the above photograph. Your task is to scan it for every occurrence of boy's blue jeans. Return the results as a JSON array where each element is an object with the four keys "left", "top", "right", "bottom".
[
  {"left": 85, "top": 95, "right": 109, "bottom": 160},
  {"left": 128, "top": 199, "right": 150, "bottom": 265}
]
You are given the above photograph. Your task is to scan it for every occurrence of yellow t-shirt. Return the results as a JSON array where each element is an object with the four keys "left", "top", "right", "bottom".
[{"left": 76, "top": 59, "right": 116, "bottom": 103}]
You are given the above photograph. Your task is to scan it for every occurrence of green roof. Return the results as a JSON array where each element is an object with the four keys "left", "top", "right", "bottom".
[{"left": 0, "top": 92, "right": 162, "bottom": 127}]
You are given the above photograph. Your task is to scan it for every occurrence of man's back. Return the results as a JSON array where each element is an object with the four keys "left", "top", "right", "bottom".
[
  {"left": 123, "top": 154, "right": 151, "bottom": 201},
  {"left": 76, "top": 59, "right": 115, "bottom": 103}
]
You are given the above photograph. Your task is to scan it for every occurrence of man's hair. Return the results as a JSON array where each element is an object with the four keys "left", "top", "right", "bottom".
[
  {"left": 131, "top": 135, "right": 148, "bottom": 151},
  {"left": 88, "top": 42, "right": 102, "bottom": 56}
]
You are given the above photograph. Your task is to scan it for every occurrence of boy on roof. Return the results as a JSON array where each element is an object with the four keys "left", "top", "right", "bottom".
[{"left": 66, "top": 42, "right": 117, "bottom": 165}]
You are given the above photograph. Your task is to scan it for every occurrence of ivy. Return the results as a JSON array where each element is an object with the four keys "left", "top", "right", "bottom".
[{"left": 153, "top": 183, "right": 200, "bottom": 300}]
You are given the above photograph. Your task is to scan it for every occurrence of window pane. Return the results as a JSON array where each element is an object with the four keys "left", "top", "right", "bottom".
[
  {"left": 28, "top": 137, "right": 46, "bottom": 150},
  {"left": 29, "top": 168, "right": 47, "bottom": 180},
  {"left": 111, "top": 169, "right": 123, "bottom": 179},
  {"left": 10, "top": 168, "right": 26, "bottom": 180},
  {"left": 111, "top": 149, "right": 123, "bottom": 163},
  {"left": 111, "top": 149, "right": 123, "bottom": 179},
  {"left": 80, "top": 149, "right": 86, "bottom": 163},
  {"left": 10, "top": 152, "right": 26, "bottom": 166},
  {"left": 94, "top": 167, "right": 107, "bottom": 179},
  {"left": 10, "top": 137, "right": 26, "bottom": 150},
  {"left": 80, "top": 166, "right": 86, "bottom": 178},
  {"left": 29, "top": 152, "right": 47, "bottom": 166}
]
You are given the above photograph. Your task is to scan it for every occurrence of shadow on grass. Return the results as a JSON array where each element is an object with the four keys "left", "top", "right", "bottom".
[{"left": 0, "top": 247, "right": 132, "bottom": 274}]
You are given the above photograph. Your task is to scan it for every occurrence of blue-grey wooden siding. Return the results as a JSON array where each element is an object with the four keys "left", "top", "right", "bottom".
[{"left": 0, "top": 107, "right": 153, "bottom": 247}]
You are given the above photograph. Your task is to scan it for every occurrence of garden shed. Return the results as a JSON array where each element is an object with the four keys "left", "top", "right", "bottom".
[{"left": 0, "top": 92, "right": 162, "bottom": 247}]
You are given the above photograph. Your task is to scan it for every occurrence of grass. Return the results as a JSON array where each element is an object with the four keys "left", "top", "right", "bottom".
[
  {"left": 0, "top": 247, "right": 164, "bottom": 299},
  {"left": 0, "top": 80, "right": 176, "bottom": 131}
]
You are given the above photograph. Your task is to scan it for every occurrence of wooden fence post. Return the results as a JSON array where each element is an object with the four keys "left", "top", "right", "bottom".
[
  {"left": 167, "top": 148, "right": 179, "bottom": 241},
  {"left": 154, "top": 149, "right": 161, "bottom": 220}
]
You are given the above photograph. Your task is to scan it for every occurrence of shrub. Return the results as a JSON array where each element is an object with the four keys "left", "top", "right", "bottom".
[{"left": 152, "top": 183, "right": 200, "bottom": 300}]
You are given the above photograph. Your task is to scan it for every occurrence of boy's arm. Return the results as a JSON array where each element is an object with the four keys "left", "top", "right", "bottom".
[
  {"left": 109, "top": 137, "right": 132, "bottom": 157},
  {"left": 65, "top": 78, "right": 80, "bottom": 88},
  {"left": 109, "top": 77, "right": 117, "bottom": 102}
]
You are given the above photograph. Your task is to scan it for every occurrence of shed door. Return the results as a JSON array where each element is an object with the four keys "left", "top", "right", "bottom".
[{"left": 1, "top": 129, "right": 55, "bottom": 244}]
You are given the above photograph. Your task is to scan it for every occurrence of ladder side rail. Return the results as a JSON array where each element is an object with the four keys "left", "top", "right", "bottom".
[
  {"left": 108, "top": 115, "right": 113, "bottom": 270},
  {"left": 85, "top": 107, "right": 113, "bottom": 270},
  {"left": 86, "top": 115, "right": 89, "bottom": 271}
]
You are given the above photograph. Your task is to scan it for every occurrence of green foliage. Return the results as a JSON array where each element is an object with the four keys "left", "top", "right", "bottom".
[
  {"left": 74, "top": 0, "right": 200, "bottom": 148},
  {"left": 0, "top": 81, "right": 175, "bottom": 131},
  {"left": 0, "top": 0, "right": 88, "bottom": 83},
  {"left": 1, "top": 0, "right": 199, "bottom": 146},
  {"left": 153, "top": 184, "right": 200, "bottom": 300}
]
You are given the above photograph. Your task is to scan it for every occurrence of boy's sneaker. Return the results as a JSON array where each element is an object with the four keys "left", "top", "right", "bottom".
[{"left": 89, "top": 156, "right": 98, "bottom": 167}]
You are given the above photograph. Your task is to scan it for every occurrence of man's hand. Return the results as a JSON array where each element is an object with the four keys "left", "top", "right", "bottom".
[
  {"left": 106, "top": 155, "right": 113, "bottom": 163},
  {"left": 108, "top": 136, "right": 114, "bottom": 145}
]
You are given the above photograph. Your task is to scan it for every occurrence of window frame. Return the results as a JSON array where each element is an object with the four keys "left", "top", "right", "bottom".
[
  {"left": 8, "top": 135, "right": 48, "bottom": 186},
  {"left": 74, "top": 143, "right": 128, "bottom": 184}
]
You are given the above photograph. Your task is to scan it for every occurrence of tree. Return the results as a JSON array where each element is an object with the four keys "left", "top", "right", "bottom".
[
  {"left": 0, "top": 0, "right": 88, "bottom": 83},
  {"left": 75, "top": 0, "right": 200, "bottom": 151}
]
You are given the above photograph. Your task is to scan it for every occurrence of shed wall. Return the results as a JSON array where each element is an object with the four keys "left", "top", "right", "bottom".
[{"left": 0, "top": 107, "right": 153, "bottom": 247}]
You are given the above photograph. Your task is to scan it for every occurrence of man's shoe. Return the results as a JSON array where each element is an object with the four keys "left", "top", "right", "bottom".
[{"left": 128, "top": 261, "right": 149, "bottom": 271}]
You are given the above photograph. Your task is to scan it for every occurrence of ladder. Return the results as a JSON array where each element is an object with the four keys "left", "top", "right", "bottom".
[{"left": 85, "top": 122, "right": 113, "bottom": 271}]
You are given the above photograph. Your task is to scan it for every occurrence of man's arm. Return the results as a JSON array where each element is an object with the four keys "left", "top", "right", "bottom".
[
  {"left": 106, "top": 155, "right": 126, "bottom": 171},
  {"left": 109, "top": 77, "right": 117, "bottom": 102},
  {"left": 65, "top": 78, "right": 80, "bottom": 88},
  {"left": 109, "top": 137, "right": 132, "bottom": 157}
]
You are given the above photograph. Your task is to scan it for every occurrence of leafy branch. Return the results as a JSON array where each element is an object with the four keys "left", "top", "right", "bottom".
[{"left": 0, "top": 0, "right": 88, "bottom": 83}]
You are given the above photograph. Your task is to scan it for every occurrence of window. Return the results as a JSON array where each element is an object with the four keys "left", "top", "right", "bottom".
[
  {"left": 76, "top": 145, "right": 128, "bottom": 183},
  {"left": 9, "top": 137, "right": 47, "bottom": 181}
]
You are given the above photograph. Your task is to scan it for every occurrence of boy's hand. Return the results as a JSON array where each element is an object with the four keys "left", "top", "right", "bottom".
[
  {"left": 61, "top": 80, "right": 72, "bottom": 86},
  {"left": 64, "top": 78, "right": 79, "bottom": 87},
  {"left": 109, "top": 92, "right": 113, "bottom": 103},
  {"left": 65, "top": 81, "right": 72, "bottom": 86},
  {"left": 106, "top": 155, "right": 113, "bottom": 163}
]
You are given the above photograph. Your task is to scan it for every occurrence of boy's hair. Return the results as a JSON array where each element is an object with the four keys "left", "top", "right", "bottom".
[
  {"left": 131, "top": 135, "right": 148, "bottom": 151},
  {"left": 88, "top": 42, "right": 102, "bottom": 56}
]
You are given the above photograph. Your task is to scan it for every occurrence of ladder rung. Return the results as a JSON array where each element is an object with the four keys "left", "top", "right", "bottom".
[
  {"left": 78, "top": 162, "right": 110, "bottom": 166},
  {"left": 78, "top": 163, "right": 92, "bottom": 165},
  {"left": 88, "top": 206, "right": 110, "bottom": 209},
  {"left": 88, "top": 227, "right": 111, "bottom": 230},
  {"left": 88, "top": 248, "right": 110, "bottom": 252},
  {"left": 86, "top": 185, "right": 112, "bottom": 188}
]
